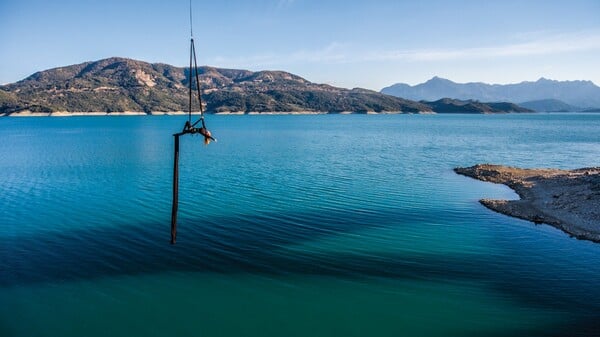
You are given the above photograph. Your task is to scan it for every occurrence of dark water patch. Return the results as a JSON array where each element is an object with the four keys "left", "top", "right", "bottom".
[
  {"left": 1, "top": 207, "right": 478, "bottom": 285},
  {"left": 3, "top": 208, "right": 600, "bottom": 320}
]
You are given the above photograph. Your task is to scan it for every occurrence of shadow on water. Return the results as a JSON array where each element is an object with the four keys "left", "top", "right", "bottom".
[
  {"left": 1, "top": 208, "right": 598, "bottom": 286},
  {"left": 2, "top": 207, "right": 481, "bottom": 284},
  {"left": 2, "top": 208, "right": 600, "bottom": 336}
]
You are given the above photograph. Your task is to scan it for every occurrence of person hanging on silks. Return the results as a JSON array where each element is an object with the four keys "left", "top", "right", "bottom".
[{"left": 199, "top": 126, "right": 215, "bottom": 145}]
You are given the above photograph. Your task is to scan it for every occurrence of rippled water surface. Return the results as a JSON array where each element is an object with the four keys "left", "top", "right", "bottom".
[{"left": 1, "top": 114, "right": 600, "bottom": 336}]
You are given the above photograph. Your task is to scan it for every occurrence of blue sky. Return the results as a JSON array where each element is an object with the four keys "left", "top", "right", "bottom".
[{"left": 1, "top": 0, "right": 599, "bottom": 89}]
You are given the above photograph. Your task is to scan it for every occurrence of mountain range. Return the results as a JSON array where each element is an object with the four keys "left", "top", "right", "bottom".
[
  {"left": 0, "top": 58, "right": 539, "bottom": 116},
  {"left": 381, "top": 77, "right": 600, "bottom": 110},
  {"left": 0, "top": 57, "right": 431, "bottom": 115}
]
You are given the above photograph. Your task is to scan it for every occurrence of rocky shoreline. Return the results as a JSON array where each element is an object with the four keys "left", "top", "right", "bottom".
[{"left": 455, "top": 164, "right": 600, "bottom": 243}]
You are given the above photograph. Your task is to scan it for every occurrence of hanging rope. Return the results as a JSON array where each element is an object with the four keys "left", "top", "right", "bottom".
[
  {"left": 184, "top": 37, "right": 213, "bottom": 140},
  {"left": 189, "top": 0, "right": 194, "bottom": 38},
  {"left": 188, "top": 38, "right": 193, "bottom": 124},
  {"left": 186, "top": 0, "right": 209, "bottom": 135},
  {"left": 190, "top": 39, "right": 206, "bottom": 129}
]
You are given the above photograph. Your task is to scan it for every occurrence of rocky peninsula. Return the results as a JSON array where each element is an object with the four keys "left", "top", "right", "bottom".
[{"left": 455, "top": 164, "right": 600, "bottom": 243}]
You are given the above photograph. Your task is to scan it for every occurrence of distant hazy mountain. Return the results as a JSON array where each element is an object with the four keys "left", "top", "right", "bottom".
[
  {"left": 583, "top": 108, "right": 600, "bottom": 112},
  {"left": 518, "top": 99, "right": 582, "bottom": 112},
  {"left": 381, "top": 77, "right": 600, "bottom": 108},
  {"left": 424, "top": 98, "right": 532, "bottom": 114},
  {"left": 0, "top": 57, "right": 431, "bottom": 115}
]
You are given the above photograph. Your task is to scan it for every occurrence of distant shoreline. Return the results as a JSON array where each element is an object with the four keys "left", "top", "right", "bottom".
[
  {"left": 1, "top": 110, "right": 433, "bottom": 117},
  {"left": 3, "top": 110, "right": 597, "bottom": 117},
  {"left": 4, "top": 111, "right": 186, "bottom": 117},
  {"left": 455, "top": 164, "right": 600, "bottom": 244}
]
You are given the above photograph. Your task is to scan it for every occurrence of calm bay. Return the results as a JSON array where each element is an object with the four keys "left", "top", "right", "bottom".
[{"left": 1, "top": 113, "right": 599, "bottom": 336}]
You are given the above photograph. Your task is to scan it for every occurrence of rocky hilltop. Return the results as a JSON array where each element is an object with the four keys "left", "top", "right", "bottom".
[{"left": 0, "top": 57, "right": 431, "bottom": 115}]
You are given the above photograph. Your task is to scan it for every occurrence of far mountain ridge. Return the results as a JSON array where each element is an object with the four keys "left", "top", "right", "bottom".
[
  {"left": 1, "top": 58, "right": 536, "bottom": 115},
  {"left": 423, "top": 98, "right": 532, "bottom": 114},
  {"left": 381, "top": 77, "right": 600, "bottom": 109},
  {"left": 518, "top": 99, "right": 583, "bottom": 112}
]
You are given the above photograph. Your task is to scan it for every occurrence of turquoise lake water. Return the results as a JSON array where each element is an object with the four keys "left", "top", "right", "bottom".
[{"left": 1, "top": 113, "right": 599, "bottom": 336}]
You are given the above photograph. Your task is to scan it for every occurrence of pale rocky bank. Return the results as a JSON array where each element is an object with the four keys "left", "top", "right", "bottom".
[{"left": 455, "top": 164, "right": 600, "bottom": 243}]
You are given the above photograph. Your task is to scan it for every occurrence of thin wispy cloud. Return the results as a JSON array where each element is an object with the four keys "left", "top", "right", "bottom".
[
  {"left": 276, "top": 0, "right": 295, "bottom": 9},
  {"left": 376, "top": 31, "right": 600, "bottom": 62},
  {"left": 209, "top": 42, "right": 350, "bottom": 69},
  {"left": 208, "top": 31, "right": 600, "bottom": 69}
]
